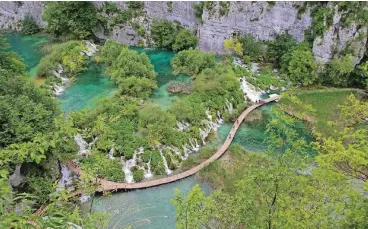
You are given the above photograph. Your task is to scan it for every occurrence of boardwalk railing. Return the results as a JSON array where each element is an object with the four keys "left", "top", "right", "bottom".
[{"left": 67, "top": 95, "right": 280, "bottom": 191}]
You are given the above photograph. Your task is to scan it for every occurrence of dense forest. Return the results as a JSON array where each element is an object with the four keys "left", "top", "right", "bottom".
[{"left": 0, "top": 1, "right": 367, "bottom": 228}]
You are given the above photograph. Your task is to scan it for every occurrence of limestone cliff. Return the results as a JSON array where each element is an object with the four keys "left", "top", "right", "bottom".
[{"left": 0, "top": 1, "right": 366, "bottom": 65}]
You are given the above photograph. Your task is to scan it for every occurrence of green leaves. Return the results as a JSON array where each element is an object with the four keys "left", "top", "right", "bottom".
[
  {"left": 171, "top": 49, "right": 216, "bottom": 76},
  {"left": 42, "top": 2, "right": 98, "bottom": 40}
]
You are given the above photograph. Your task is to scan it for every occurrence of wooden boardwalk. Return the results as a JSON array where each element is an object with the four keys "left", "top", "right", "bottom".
[{"left": 68, "top": 95, "right": 280, "bottom": 192}]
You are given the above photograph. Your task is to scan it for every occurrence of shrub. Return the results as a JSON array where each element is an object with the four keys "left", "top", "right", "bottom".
[
  {"left": 171, "top": 49, "right": 216, "bottom": 76},
  {"left": 172, "top": 29, "right": 197, "bottom": 52},
  {"left": 267, "top": 33, "right": 297, "bottom": 67},
  {"left": 151, "top": 20, "right": 178, "bottom": 49},
  {"left": 133, "top": 169, "right": 144, "bottom": 182},
  {"left": 20, "top": 15, "right": 40, "bottom": 35},
  {"left": 239, "top": 35, "right": 265, "bottom": 61}
]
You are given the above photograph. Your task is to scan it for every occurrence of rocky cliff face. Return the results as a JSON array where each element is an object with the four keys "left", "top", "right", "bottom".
[{"left": 0, "top": 1, "right": 366, "bottom": 65}]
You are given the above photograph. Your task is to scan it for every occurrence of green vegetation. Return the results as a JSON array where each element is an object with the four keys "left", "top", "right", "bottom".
[
  {"left": 80, "top": 152, "right": 125, "bottom": 182},
  {"left": 279, "top": 89, "right": 358, "bottom": 136},
  {"left": 36, "top": 41, "right": 88, "bottom": 78},
  {"left": 267, "top": 33, "right": 297, "bottom": 67},
  {"left": 20, "top": 15, "right": 40, "bottom": 35},
  {"left": 239, "top": 35, "right": 265, "bottom": 61},
  {"left": 171, "top": 49, "right": 216, "bottom": 76},
  {"left": 42, "top": 2, "right": 98, "bottom": 39},
  {"left": 219, "top": 1, "right": 230, "bottom": 17},
  {"left": 173, "top": 104, "right": 368, "bottom": 228},
  {"left": 96, "top": 40, "right": 157, "bottom": 98},
  {"left": 167, "top": 1, "right": 173, "bottom": 13},
  {"left": 133, "top": 169, "right": 144, "bottom": 182},
  {"left": 192, "top": 2, "right": 204, "bottom": 23},
  {"left": 172, "top": 29, "right": 198, "bottom": 52},
  {"left": 151, "top": 20, "right": 197, "bottom": 51},
  {"left": 0, "top": 36, "right": 107, "bottom": 227},
  {"left": 280, "top": 42, "right": 318, "bottom": 86},
  {"left": 322, "top": 55, "right": 355, "bottom": 86}
]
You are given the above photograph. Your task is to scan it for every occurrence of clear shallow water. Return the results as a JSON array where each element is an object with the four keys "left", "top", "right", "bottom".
[
  {"left": 83, "top": 176, "right": 212, "bottom": 229},
  {"left": 58, "top": 63, "right": 117, "bottom": 112},
  {"left": 4, "top": 33, "right": 48, "bottom": 78},
  {"left": 132, "top": 47, "right": 191, "bottom": 109}
]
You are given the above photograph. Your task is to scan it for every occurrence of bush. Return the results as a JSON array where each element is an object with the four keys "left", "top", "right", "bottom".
[
  {"left": 151, "top": 20, "right": 178, "bottom": 49},
  {"left": 133, "top": 169, "right": 144, "bottom": 182},
  {"left": 172, "top": 29, "right": 197, "bottom": 52},
  {"left": 267, "top": 33, "right": 297, "bottom": 67},
  {"left": 20, "top": 15, "right": 40, "bottom": 35},
  {"left": 280, "top": 42, "right": 318, "bottom": 86},
  {"left": 171, "top": 49, "right": 216, "bottom": 76},
  {"left": 36, "top": 41, "right": 88, "bottom": 78},
  {"left": 42, "top": 2, "right": 98, "bottom": 39},
  {"left": 239, "top": 35, "right": 265, "bottom": 61}
]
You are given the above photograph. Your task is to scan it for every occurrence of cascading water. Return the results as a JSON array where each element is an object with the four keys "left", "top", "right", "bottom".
[
  {"left": 58, "top": 164, "right": 73, "bottom": 191},
  {"left": 122, "top": 151, "right": 137, "bottom": 183},
  {"left": 108, "top": 148, "right": 115, "bottom": 159},
  {"left": 74, "top": 135, "right": 89, "bottom": 156},
  {"left": 144, "top": 158, "right": 153, "bottom": 179},
  {"left": 54, "top": 64, "right": 69, "bottom": 96},
  {"left": 160, "top": 150, "right": 172, "bottom": 175},
  {"left": 225, "top": 99, "right": 234, "bottom": 114},
  {"left": 239, "top": 77, "right": 265, "bottom": 103},
  {"left": 177, "top": 121, "right": 190, "bottom": 131}
]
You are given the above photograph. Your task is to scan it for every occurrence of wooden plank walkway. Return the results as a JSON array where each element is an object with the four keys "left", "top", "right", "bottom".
[{"left": 67, "top": 95, "right": 280, "bottom": 192}]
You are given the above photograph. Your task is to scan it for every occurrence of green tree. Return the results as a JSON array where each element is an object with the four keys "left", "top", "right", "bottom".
[
  {"left": 171, "top": 49, "right": 216, "bottom": 76},
  {"left": 280, "top": 43, "right": 318, "bottom": 86},
  {"left": 239, "top": 34, "right": 265, "bottom": 61},
  {"left": 20, "top": 15, "right": 40, "bottom": 35},
  {"left": 133, "top": 169, "right": 144, "bottom": 182},
  {"left": 323, "top": 55, "right": 355, "bottom": 86},
  {"left": 223, "top": 38, "right": 243, "bottom": 56},
  {"left": 118, "top": 76, "right": 157, "bottom": 98},
  {"left": 151, "top": 19, "right": 178, "bottom": 49},
  {"left": 0, "top": 36, "right": 26, "bottom": 75},
  {"left": 267, "top": 33, "right": 297, "bottom": 66},
  {"left": 172, "top": 29, "right": 198, "bottom": 52},
  {"left": 42, "top": 2, "right": 98, "bottom": 39}
]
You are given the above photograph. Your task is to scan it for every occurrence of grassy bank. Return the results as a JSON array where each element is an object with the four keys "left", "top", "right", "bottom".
[{"left": 279, "top": 88, "right": 361, "bottom": 136}]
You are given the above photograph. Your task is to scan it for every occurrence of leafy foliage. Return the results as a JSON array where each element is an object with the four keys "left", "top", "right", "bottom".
[
  {"left": 36, "top": 41, "right": 88, "bottom": 78},
  {"left": 42, "top": 2, "right": 99, "bottom": 39},
  {"left": 151, "top": 20, "right": 178, "bottom": 49},
  {"left": 172, "top": 29, "right": 198, "bottom": 52},
  {"left": 171, "top": 49, "right": 216, "bottom": 76},
  {"left": 267, "top": 33, "right": 298, "bottom": 67},
  {"left": 20, "top": 15, "right": 40, "bottom": 35},
  {"left": 239, "top": 34, "right": 265, "bottom": 61},
  {"left": 97, "top": 41, "right": 157, "bottom": 98},
  {"left": 322, "top": 55, "right": 355, "bottom": 86},
  {"left": 280, "top": 43, "right": 318, "bottom": 86}
]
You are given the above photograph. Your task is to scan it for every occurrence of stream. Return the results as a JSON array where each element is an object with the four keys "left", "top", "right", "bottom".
[{"left": 5, "top": 33, "right": 313, "bottom": 229}]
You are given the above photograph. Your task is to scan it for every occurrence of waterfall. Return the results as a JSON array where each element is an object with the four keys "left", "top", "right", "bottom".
[
  {"left": 58, "top": 164, "right": 73, "bottom": 191},
  {"left": 239, "top": 77, "right": 265, "bottom": 103},
  {"left": 167, "top": 146, "right": 185, "bottom": 160},
  {"left": 225, "top": 99, "right": 233, "bottom": 114},
  {"left": 80, "top": 194, "right": 91, "bottom": 203},
  {"left": 217, "top": 110, "right": 224, "bottom": 123},
  {"left": 122, "top": 151, "right": 137, "bottom": 183},
  {"left": 144, "top": 158, "right": 153, "bottom": 179},
  {"left": 74, "top": 135, "right": 89, "bottom": 156},
  {"left": 108, "top": 148, "right": 114, "bottom": 159},
  {"left": 177, "top": 121, "right": 190, "bottom": 131},
  {"left": 53, "top": 64, "right": 69, "bottom": 96},
  {"left": 160, "top": 150, "right": 172, "bottom": 175},
  {"left": 189, "top": 138, "right": 200, "bottom": 152},
  {"left": 83, "top": 41, "right": 98, "bottom": 56}
]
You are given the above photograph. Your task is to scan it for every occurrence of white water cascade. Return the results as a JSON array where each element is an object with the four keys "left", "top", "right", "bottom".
[
  {"left": 225, "top": 99, "right": 234, "bottom": 114},
  {"left": 57, "top": 164, "right": 73, "bottom": 191},
  {"left": 189, "top": 138, "right": 200, "bottom": 152},
  {"left": 53, "top": 64, "right": 69, "bottom": 96},
  {"left": 108, "top": 148, "right": 115, "bottom": 159},
  {"left": 177, "top": 121, "right": 190, "bottom": 131},
  {"left": 160, "top": 150, "right": 172, "bottom": 175},
  {"left": 80, "top": 194, "right": 91, "bottom": 203},
  {"left": 239, "top": 77, "right": 265, "bottom": 103},
  {"left": 122, "top": 151, "right": 137, "bottom": 183},
  {"left": 144, "top": 158, "right": 153, "bottom": 179},
  {"left": 74, "top": 135, "right": 89, "bottom": 156}
]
